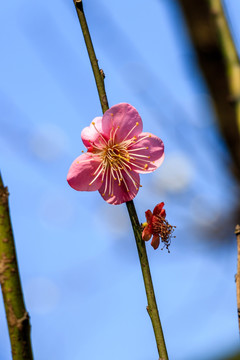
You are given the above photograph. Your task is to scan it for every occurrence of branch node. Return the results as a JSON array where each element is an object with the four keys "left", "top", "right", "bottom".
[
  {"left": 101, "top": 95, "right": 108, "bottom": 106},
  {"left": 210, "top": 9, "right": 220, "bottom": 18},
  {"left": 0, "top": 253, "right": 12, "bottom": 284},
  {"left": 228, "top": 95, "right": 240, "bottom": 106},
  {"left": 235, "top": 224, "right": 240, "bottom": 236},
  {"left": 0, "top": 186, "right": 9, "bottom": 204},
  {"left": 8, "top": 302, "right": 29, "bottom": 330},
  {"left": 74, "top": 0, "right": 83, "bottom": 10},
  {"left": 100, "top": 69, "right": 105, "bottom": 79}
]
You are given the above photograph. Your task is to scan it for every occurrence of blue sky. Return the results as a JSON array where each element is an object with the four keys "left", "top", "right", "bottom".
[{"left": 0, "top": 0, "right": 240, "bottom": 359}]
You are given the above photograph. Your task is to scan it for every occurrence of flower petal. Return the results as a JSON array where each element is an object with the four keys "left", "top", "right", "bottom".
[
  {"left": 152, "top": 215, "right": 162, "bottom": 229},
  {"left": 67, "top": 153, "right": 102, "bottom": 191},
  {"left": 142, "top": 225, "right": 152, "bottom": 241},
  {"left": 98, "top": 169, "right": 140, "bottom": 205},
  {"left": 81, "top": 116, "right": 106, "bottom": 148},
  {"left": 151, "top": 235, "right": 160, "bottom": 250},
  {"left": 129, "top": 132, "right": 164, "bottom": 173},
  {"left": 102, "top": 103, "right": 143, "bottom": 143},
  {"left": 160, "top": 209, "right": 166, "bottom": 218},
  {"left": 153, "top": 202, "right": 165, "bottom": 216},
  {"left": 145, "top": 210, "right": 153, "bottom": 224}
]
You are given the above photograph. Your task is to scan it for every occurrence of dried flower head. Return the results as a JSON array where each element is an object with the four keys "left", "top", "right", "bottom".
[
  {"left": 67, "top": 103, "right": 164, "bottom": 205},
  {"left": 142, "top": 202, "right": 175, "bottom": 251}
]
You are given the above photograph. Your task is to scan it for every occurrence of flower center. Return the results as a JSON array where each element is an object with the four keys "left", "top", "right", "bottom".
[
  {"left": 102, "top": 144, "right": 130, "bottom": 170},
  {"left": 86, "top": 121, "right": 152, "bottom": 197}
]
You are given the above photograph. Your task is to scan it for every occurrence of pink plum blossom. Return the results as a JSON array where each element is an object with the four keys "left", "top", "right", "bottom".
[{"left": 67, "top": 103, "right": 164, "bottom": 205}]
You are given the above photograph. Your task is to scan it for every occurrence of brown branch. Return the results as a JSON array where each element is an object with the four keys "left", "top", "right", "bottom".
[
  {"left": 0, "top": 173, "right": 33, "bottom": 360},
  {"left": 178, "top": 0, "right": 240, "bottom": 179}
]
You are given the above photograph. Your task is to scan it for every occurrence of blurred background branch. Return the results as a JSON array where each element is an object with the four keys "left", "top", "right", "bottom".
[{"left": 177, "top": 0, "right": 240, "bottom": 179}]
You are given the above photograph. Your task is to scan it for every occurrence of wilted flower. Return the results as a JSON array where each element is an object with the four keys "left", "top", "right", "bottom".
[
  {"left": 67, "top": 103, "right": 164, "bottom": 205},
  {"left": 142, "top": 202, "right": 175, "bottom": 250}
]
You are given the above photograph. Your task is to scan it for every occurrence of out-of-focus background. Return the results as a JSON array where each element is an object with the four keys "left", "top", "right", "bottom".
[{"left": 0, "top": 0, "right": 240, "bottom": 359}]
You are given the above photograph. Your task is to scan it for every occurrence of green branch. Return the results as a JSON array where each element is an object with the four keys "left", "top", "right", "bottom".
[
  {"left": 235, "top": 224, "right": 240, "bottom": 334},
  {"left": 73, "top": 1, "right": 168, "bottom": 358},
  {"left": 0, "top": 174, "right": 33, "bottom": 359},
  {"left": 126, "top": 201, "right": 168, "bottom": 359},
  {"left": 74, "top": 0, "right": 109, "bottom": 114}
]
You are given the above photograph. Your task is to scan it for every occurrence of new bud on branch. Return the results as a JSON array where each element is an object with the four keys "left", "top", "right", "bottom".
[{"left": 67, "top": 103, "right": 164, "bottom": 204}]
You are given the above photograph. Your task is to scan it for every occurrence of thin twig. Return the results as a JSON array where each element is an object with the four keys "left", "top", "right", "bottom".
[
  {"left": 0, "top": 173, "right": 33, "bottom": 360},
  {"left": 126, "top": 201, "right": 168, "bottom": 359},
  {"left": 73, "top": 1, "right": 168, "bottom": 358},
  {"left": 235, "top": 224, "right": 240, "bottom": 334},
  {"left": 73, "top": 0, "right": 109, "bottom": 114}
]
